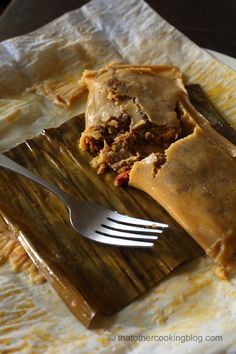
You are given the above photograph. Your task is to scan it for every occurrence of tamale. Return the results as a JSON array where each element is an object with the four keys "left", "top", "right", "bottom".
[{"left": 79, "top": 63, "right": 236, "bottom": 275}]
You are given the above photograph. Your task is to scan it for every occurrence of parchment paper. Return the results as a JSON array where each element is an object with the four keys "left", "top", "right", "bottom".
[{"left": 0, "top": 0, "right": 236, "bottom": 353}]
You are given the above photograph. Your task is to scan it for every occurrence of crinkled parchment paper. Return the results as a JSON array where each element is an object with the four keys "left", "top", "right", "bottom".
[{"left": 1, "top": 0, "right": 236, "bottom": 353}]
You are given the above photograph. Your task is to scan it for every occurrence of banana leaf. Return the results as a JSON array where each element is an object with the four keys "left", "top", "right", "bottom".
[{"left": 0, "top": 114, "right": 202, "bottom": 327}]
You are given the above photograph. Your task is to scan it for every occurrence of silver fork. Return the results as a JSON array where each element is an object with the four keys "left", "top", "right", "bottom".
[{"left": 0, "top": 154, "right": 168, "bottom": 247}]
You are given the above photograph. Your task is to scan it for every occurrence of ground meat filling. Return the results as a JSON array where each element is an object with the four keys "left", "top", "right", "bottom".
[
  {"left": 80, "top": 71, "right": 191, "bottom": 186},
  {"left": 80, "top": 112, "right": 131, "bottom": 153},
  {"left": 82, "top": 116, "right": 181, "bottom": 185}
]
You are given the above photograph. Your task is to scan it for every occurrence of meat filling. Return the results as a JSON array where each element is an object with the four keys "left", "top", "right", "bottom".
[{"left": 80, "top": 109, "right": 193, "bottom": 185}]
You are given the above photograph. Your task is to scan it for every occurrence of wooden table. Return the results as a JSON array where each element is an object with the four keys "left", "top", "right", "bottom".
[{"left": 0, "top": 0, "right": 236, "bottom": 58}]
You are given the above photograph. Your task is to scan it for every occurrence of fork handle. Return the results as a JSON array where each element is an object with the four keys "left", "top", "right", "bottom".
[{"left": 0, "top": 154, "right": 70, "bottom": 204}]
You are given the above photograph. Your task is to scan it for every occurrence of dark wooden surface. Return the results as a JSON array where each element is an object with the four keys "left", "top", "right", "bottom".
[{"left": 0, "top": 0, "right": 236, "bottom": 58}]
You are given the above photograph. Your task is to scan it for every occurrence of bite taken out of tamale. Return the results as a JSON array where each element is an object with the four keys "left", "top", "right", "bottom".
[{"left": 79, "top": 63, "right": 236, "bottom": 276}]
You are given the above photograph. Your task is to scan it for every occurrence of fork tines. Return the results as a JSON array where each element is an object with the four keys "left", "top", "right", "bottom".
[{"left": 95, "top": 211, "right": 168, "bottom": 247}]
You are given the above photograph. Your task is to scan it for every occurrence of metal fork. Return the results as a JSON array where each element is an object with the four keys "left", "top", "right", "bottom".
[{"left": 0, "top": 154, "right": 168, "bottom": 247}]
